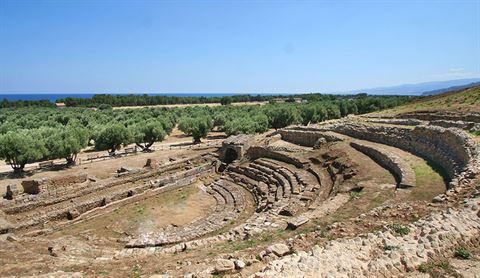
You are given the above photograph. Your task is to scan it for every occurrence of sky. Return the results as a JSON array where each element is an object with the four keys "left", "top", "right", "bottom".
[{"left": 0, "top": 0, "right": 479, "bottom": 94}]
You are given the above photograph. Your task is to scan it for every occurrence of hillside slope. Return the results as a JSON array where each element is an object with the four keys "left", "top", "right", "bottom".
[{"left": 378, "top": 85, "right": 480, "bottom": 114}]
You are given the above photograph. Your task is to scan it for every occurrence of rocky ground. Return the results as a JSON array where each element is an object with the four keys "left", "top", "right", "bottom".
[{"left": 0, "top": 110, "right": 479, "bottom": 277}]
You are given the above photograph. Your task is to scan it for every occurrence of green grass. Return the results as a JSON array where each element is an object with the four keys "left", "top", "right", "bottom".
[
  {"left": 372, "top": 195, "right": 386, "bottom": 205},
  {"left": 418, "top": 264, "right": 428, "bottom": 273},
  {"left": 388, "top": 224, "right": 410, "bottom": 236},
  {"left": 409, "top": 160, "right": 447, "bottom": 201},
  {"left": 469, "top": 130, "right": 480, "bottom": 137},
  {"left": 455, "top": 247, "right": 471, "bottom": 259},
  {"left": 349, "top": 191, "right": 362, "bottom": 201},
  {"left": 219, "top": 229, "right": 287, "bottom": 252}
]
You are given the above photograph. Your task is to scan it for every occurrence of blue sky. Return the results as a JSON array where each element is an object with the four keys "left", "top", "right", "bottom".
[{"left": 0, "top": 0, "right": 479, "bottom": 94}]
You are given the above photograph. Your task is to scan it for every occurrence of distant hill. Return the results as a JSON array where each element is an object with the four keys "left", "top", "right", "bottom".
[
  {"left": 421, "top": 81, "right": 480, "bottom": 96},
  {"left": 342, "top": 78, "right": 480, "bottom": 96},
  {"left": 378, "top": 85, "right": 480, "bottom": 114}
]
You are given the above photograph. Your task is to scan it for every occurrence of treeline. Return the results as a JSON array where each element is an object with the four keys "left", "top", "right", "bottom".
[
  {"left": 58, "top": 94, "right": 272, "bottom": 107},
  {"left": 0, "top": 94, "right": 415, "bottom": 172},
  {"left": 0, "top": 99, "right": 55, "bottom": 108},
  {"left": 0, "top": 92, "right": 417, "bottom": 108},
  {"left": 58, "top": 93, "right": 416, "bottom": 107}
]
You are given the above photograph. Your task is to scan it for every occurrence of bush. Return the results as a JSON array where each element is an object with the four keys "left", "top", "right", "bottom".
[
  {"left": 388, "top": 224, "right": 410, "bottom": 236},
  {"left": 418, "top": 264, "right": 428, "bottom": 273},
  {"left": 98, "top": 104, "right": 112, "bottom": 110},
  {"left": 455, "top": 247, "right": 471, "bottom": 259},
  {"left": 220, "top": 96, "right": 233, "bottom": 106},
  {"left": 349, "top": 191, "right": 362, "bottom": 201}
]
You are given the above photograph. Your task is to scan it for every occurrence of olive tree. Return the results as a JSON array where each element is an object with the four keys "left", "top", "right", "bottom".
[
  {"left": 265, "top": 105, "right": 302, "bottom": 129},
  {"left": 0, "top": 130, "right": 46, "bottom": 173},
  {"left": 132, "top": 121, "right": 166, "bottom": 151},
  {"left": 94, "top": 124, "right": 132, "bottom": 154},
  {"left": 44, "top": 125, "right": 89, "bottom": 164},
  {"left": 178, "top": 116, "right": 213, "bottom": 144}
]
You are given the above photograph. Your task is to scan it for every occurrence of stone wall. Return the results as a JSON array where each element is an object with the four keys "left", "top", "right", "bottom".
[
  {"left": 350, "top": 142, "right": 416, "bottom": 188},
  {"left": 278, "top": 129, "right": 345, "bottom": 147},
  {"left": 10, "top": 164, "right": 214, "bottom": 231},
  {"left": 364, "top": 118, "right": 425, "bottom": 126},
  {"left": 428, "top": 120, "right": 477, "bottom": 131},
  {"left": 219, "top": 134, "right": 255, "bottom": 162},
  {"left": 329, "top": 123, "right": 478, "bottom": 185},
  {"left": 21, "top": 173, "right": 87, "bottom": 194},
  {"left": 397, "top": 111, "right": 480, "bottom": 123},
  {"left": 246, "top": 146, "right": 307, "bottom": 168}
]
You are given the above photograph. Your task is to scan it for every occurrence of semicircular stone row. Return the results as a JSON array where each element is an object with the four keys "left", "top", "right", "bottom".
[
  {"left": 225, "top": 156, "right": 321, "bottom": 217},
  {"left": 126, "top": 179, "right": 246, "bottom": 248}
]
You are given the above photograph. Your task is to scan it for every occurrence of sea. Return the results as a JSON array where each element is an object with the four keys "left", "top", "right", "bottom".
[{"left": 0, "top": 93, "right": 292, "bottom": 102}]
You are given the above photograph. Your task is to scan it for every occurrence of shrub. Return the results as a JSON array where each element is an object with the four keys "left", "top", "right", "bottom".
[
  {"left": 455, "top": 247, "right": 471, "bottom": 259},
  {"left": 349, "top": 191, "right": 362, "bottom": 201},
  {"left": 388, "top": 224, "right": 410, "bottom": 236},
  {"left": 418, "top": 264, "right": 428, "bottom": 273}
]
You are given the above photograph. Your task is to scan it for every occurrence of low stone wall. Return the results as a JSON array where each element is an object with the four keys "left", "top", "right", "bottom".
[
  {"left": 397, "top": 111, "right": 480, "bottom": 123},
  {"left": 428, "top": 120, "right": 477, "bottom": 130},
  {"left": 21, "top": 173, "right": 87, "bottom": 194},
  {"left": 11, "top": 164, "right": 214, "bottom": 231},
  {"left": 329, "top": 123, "right": 478, "bottom": 185},
  {"left": 365, "top": 118, "right": 425, "bottom": 126},
  {"left": 278, "top": 129, "right": 345, "bottom": 147},
  {"left": 246, "top": 146, "right": 307, "bottom": 168},
  {"left": 350, "top": 142, "right": 416, "bottom": 188}
]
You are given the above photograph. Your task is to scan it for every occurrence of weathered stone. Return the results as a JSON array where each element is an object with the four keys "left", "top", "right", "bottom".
[
  {"left": 234, "top": 259, "right": 246, "bottom": 269},
  {"left": 67, "top": 209, "right": 80, "bottom": 220},
  {"left": 287, "top": 217, "right": 310, "bottom": 230},
  {"left": 6, "top": 234, "right": 18, "bottom": 242},
  {"left": 213, "top": 259, "right": 235, "bottom": 273},
  {"left": 117, "top": 166, "right": 134, "bottom": 173},
  {"left": 267, "top": 243, "right": 290, "bottom": 257},
  {"left": 0, "top": 218, "right": 14, "bottom": 234},
  {"left": 4, "top": 184, "right": 19, "bottom": 200}
]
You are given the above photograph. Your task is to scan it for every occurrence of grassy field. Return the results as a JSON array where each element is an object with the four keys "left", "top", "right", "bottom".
[{"left": 380, "top": 86, "right": 480, "bottom": 114}]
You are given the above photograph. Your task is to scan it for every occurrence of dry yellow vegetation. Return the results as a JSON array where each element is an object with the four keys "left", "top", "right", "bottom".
[{"left": 380, "top": 86, "right": 480, "bottom": 114}]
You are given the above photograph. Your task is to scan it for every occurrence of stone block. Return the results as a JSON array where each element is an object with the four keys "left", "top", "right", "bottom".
[
  {"left": 287, "top": 217, "right": 310, "bottom": 230},
  {"left": 267, "top": 243, "right": 291, "bottom": 257},
  {"left": 213, "top": 259, "right": 235, "bottom": 274}
]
